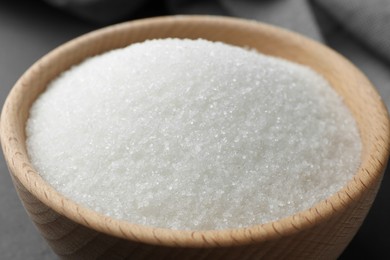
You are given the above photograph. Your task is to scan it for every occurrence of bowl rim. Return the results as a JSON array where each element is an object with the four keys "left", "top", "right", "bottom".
[{"left": 1, "top": 15, "right": 389, "bottom": 248}]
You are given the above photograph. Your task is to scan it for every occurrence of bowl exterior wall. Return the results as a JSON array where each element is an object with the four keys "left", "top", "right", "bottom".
[
  {"left": 1, "top": 16, "right": 389, "bottom": 259},
  {"left": 9, "top": 170, "right": 381, "bottom": 259}
]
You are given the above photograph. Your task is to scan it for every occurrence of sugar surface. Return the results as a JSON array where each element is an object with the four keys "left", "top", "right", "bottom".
[{"left": 26, "top": 39, "right": 361, "bottom": 230}]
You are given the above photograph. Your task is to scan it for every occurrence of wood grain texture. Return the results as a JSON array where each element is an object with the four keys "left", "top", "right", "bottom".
[{"left": 1, "top": 15, "right": 389, "bottom": 259}]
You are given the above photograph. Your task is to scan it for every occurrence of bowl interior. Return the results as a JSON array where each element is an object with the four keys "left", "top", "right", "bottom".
[{"left": 1, "top": 15, "right": 389, "bottom": 247}]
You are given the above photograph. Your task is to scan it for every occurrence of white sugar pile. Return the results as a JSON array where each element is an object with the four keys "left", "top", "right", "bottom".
[{"left": 26, "top": 38, "right": 361, "bottom": 230}]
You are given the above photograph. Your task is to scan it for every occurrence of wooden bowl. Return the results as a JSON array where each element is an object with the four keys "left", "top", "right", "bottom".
[{"left": 1, "top": 15, "right": 389, "bottom": 259}]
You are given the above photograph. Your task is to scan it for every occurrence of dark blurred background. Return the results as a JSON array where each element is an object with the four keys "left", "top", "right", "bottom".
[{"left": 0, "top": 0, "right": 389, "bottom": 259}]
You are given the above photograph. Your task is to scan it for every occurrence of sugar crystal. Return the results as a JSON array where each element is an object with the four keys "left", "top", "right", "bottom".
[{"left": 26, "top": 39, "right": 361, "bottom": 230}]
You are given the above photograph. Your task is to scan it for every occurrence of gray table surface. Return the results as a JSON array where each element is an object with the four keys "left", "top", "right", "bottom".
[{"left": 1, "top": 1, "right": 389, "bottom": 259}]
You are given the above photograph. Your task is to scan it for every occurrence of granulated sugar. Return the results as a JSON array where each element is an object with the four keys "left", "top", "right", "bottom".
[{"left": 26, "top": 38, "right": 361, "bottom": 230}]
